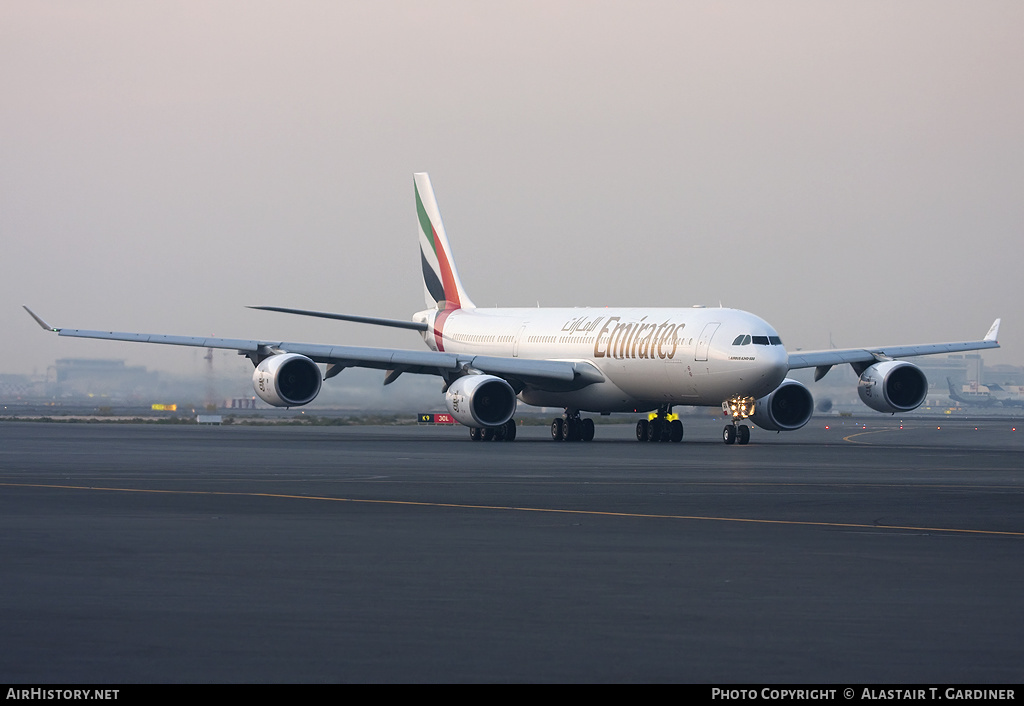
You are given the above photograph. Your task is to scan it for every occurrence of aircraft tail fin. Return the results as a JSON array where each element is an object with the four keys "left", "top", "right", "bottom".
[
  {"left": 415, "top": 173, "right": 475, "bottom": 311},
  {"left": 946, "top": 377, "right": 961, "bottom": 399}
]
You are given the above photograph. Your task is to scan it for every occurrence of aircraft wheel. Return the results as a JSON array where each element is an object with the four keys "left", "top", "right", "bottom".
[
  {"left": 723, "top": 425, "right": 736, "bottom": 445},
  {"left": 551, "top": 418, "right": 564, "bottom": 441},
  {"left": 504, "top": 419, "right": 517, "bottom": 441},
  {"left": 636, "top": 419, "right": 649, "bottom": 441},
  {"left": 737, "top": 424, "right": 750, "bottom": 445},
  {"left": 565, "top": 416, "right": 581, "bottom": 438},
  {"left": 670, "top": 419, "right": 684, "bottom": 443},
  {"left": 483, "top": 427, "right": 495, "bottom": 441},
  {"left": 581, "top": 418, "right": 595, "bottom": 442},
  {"left": 493, "top": 424, "right": 507, "bottom": 441},
  {"left": 470, "top": 427, "right": 482, "bottom": 441},
  {"left": 647, "top": 418, "right": 662, "bottom": 442}
]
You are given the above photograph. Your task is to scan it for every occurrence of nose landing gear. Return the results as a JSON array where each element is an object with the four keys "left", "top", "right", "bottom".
[
  {"left": 722, "top": 396, "right": 755, "bottom": 445},
  {"left": 722, "top": 423, "right": 750, "bottom": 445}
]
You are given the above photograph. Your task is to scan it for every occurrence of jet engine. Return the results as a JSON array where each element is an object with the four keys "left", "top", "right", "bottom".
[
  {"left": 750, "top": 378, "right": 814, "bottom": 432},
  {"left": 444, "top": 374, "right": 517, "bottom": 428},
  {"left": 857, "top": 360, "right": 928, "bottom": 413},
  {"left": 252, "top": 353, "right": 322, "bottom": 407}
]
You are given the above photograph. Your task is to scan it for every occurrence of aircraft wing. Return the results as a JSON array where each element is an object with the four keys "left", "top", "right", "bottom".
[
  {"left": 787, "top": 319, "right": 1001, "bottom": 379},
  {"left": 24, "top": 307, "right": 603, "bottom": 391}
]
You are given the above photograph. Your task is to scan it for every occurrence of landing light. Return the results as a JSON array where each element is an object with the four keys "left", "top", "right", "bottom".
[{"left": 722, "top": 396, "right": 756, "bottom": 421}]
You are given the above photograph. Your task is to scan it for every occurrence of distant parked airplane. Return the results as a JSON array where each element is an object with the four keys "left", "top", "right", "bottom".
[{"left": 947, "top": 378, "right": 1023, "bottom": 408}]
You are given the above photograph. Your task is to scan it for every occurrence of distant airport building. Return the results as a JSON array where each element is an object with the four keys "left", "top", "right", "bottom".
[
  {"left": 918, "top": 354, "right": 1023, "bottom": 388},
  {"left": 917, "top": 354, "right": 983, "bottom": 387},
  {"left": 49, "top": 358, "right": 158, "bottom": 399},
  {"left": 0, "top": 373, "right": 47, "bottom": 400},
  {"left": 984, "top": 364, "right": 1024, "bottom": 387}
]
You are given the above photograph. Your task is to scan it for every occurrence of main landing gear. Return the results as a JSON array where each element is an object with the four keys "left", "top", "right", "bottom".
[
  {"left": 551, "top": 409, "right": 596, "bottom": 441},
  {"left": 469, "top": 418, "right": 518, "bottom": 442},
  {"left": 722, "top": 395, "right": 755, "bottom": 445},
  {"left": 636, "top": 405, "right": 684, "bottom": 443}
]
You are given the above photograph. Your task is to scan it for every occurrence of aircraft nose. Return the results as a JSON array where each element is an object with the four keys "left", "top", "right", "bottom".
[{"left": 762, "top": 345, "right": 789, "bottom": 389}]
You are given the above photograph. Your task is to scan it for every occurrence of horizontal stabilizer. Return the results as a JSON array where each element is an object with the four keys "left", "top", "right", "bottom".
[{"left": 249, "top": 306, "right": 429, "bottom": 332}]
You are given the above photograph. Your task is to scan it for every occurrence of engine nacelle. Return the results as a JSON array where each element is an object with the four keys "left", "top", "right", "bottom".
[
  {"left": 445, "top": 374, "right": 517, "bottom": 428},
  {"left": 857, "top": 360, "right": 928, "bottom": 413},
  {"left": 750, "top": 378, "right": 814, "bottom": 432},
  {"left": 252, "top": 354, "right": 322, "bottom": 407}
]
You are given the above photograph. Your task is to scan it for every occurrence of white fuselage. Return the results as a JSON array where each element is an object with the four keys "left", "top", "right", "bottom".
[{"left": 415, "top": 306, "right": 790, "bottom": 413}]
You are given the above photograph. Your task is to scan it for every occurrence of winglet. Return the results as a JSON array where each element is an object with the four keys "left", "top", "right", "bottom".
[
  {"left": 985, "top": 318, "right": 1001, "bottom": 343},
  {"left": 23, "top": 306, "right": 60, "bottom": 333}
]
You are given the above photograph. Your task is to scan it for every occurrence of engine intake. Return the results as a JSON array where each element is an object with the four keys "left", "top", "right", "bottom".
[
  {"left": 253, "top": 354, "right": 322, "bottom": 407},
  {"left": 750, "top": 378, "right": 814, "bottom": 431},
  {"left": 445, "top": 374, "right": 517, "bottom": 428},
  {"left": 858, "top": 361, "right": 927, "bottom": 413}
]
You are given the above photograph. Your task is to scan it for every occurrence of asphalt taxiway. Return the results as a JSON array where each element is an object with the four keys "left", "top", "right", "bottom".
[{"left": 1, "top": 416, "right": 1022, "bottom": 683}]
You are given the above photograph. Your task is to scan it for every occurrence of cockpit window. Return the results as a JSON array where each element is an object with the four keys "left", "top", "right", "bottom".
[{"left": 735, "top": 334, "right": 782, "bottom": 346}]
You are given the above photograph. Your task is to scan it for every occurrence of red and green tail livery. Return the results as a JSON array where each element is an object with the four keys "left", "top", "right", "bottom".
[{"left": 415, "top": 173, "right": 474, "bottom": 312}]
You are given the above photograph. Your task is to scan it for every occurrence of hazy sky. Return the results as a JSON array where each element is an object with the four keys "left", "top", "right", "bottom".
[{"left": 3, "top": 2, "right": 1021, "bottom": 382}]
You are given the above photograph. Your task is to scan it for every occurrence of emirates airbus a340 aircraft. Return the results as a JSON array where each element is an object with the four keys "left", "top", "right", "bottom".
[{"left": 26, "top": 173, "right": 1000, "bottom": 445}]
